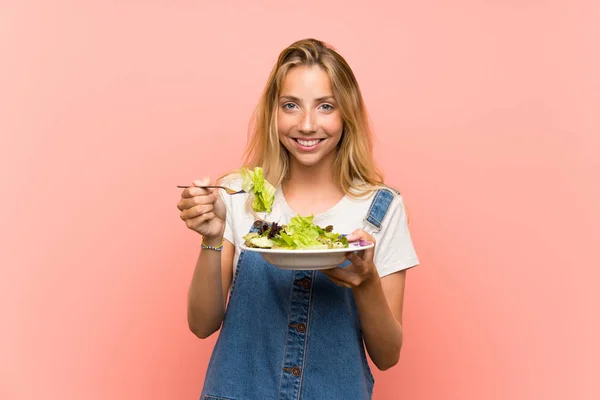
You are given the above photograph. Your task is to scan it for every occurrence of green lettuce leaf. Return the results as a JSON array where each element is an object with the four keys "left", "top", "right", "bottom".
[
  {"left": 243, "top": 215, "right": 348, "bottom": 250},
  {"left": 240, "top": 167, "right": 276, "bottom": 213}
]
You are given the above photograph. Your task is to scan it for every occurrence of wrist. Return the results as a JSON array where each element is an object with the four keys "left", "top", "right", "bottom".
[{"left": 202, "top": 234, "right": 224, "bottom": 247}]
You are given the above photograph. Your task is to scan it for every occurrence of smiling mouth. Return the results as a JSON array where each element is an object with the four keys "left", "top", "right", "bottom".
[{"left": 294, "top": 138, "right": 325, "bottom": 147}]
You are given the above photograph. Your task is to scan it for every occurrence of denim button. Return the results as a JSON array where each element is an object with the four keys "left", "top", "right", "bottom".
[
  {"left": 296, "top": 278, "right": 311, "bottom": 289},
  {"left": 289, "top": 322, "right": 307, "bottom": 333},
  {"left": 283, "top": 366, "right": 302, "bottom": 376}
]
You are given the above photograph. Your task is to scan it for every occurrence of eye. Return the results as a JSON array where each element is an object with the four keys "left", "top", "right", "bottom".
[
  {"left": 319, "top": 103, "right": 334, "bottom": 111},
  {"left": 282, "top": 103, "right": 298, "bottom": 110}
]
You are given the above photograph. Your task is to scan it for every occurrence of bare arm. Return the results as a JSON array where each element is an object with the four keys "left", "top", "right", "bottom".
[
  {"left": 177, "top": 178, "right": 235, "bottom": 339},
  {"left": 352, "top": 270, "right": 406, "bottom": 370},
  {"left": 186, "top": 238, "right": 234, "bottom": 338},
  {"left": 321, "top": 229, "right": 408, "bottom": 370}
]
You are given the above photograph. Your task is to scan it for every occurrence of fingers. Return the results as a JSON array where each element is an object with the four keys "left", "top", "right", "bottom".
[
  {"left": 329, "top": 276, "right": 353, "bottom": 288},
  {"left": 192, "top": 178, "right": 209, "bottom": 188},
  {"left": 177, "top": 177, "right": 226, "bottom": 235},
  {"left": 178, "top": 177, "right": 218, "bottom": 212},
  {"left": 346, "top": 251, "right": 365, "bottom": 268},
  {"left": 321, "top": 244, "right": 380, "bottom": 288},
  {"left": 184, "top": 212, "right": 216, "bottom": 231},
  {"left": 182, "top": 186, "right": 215, "bottom": 199},
  {"left": 177, "top": 192, "right": 217, "bottom": 211},
  {"left": 181, "top": 177, "right": 212, "bottom": 199},
  {"left": 181, "top": 186, "right": 206, "bottom": 199},
  {"left": 345, "top": 228, "right": 376, "bottom": 244},
  {"left": 362, "top": 245, "right": 375, "bottom": 262},
  {"left": 321, "top": 269, "right": 351, "bottom": 288},
  {"left": 180, "top": 203, "right": 214, "bottom": 221},
  {"left": 322, "top": 267, "right": 362, "bottom": 288},
  {"left": 345, "top": 229, "right": 376, "bottom": 261}
]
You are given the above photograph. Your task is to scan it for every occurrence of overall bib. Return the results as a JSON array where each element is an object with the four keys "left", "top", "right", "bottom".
[{"left": 200, "top": 189, "right": 396, "bottom": 400}]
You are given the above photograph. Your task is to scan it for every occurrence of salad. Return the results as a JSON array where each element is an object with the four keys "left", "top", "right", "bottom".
[
  {"left": 240, "top": 167, "right": 276, "bottom": 213},
  {"left": 243, "top": 215, "right": 349, "bottom": 250}
]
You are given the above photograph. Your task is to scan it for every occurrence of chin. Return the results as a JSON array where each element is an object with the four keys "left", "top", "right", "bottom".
[
  {"left": 292, "top": 152, "right": 336, "bottom": 168},
  {"left": 291, "top": 155, "right": 321, "bottom": 167}
]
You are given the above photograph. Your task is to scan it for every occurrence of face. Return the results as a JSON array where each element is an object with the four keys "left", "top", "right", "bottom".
[{"left": 277, "top": 65, "right": 344, "bottom": 169}]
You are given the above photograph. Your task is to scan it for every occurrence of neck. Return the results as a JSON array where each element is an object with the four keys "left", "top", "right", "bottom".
[
  {"left": 281, "top": 156, "right": 345, "bottom": 216},
  {"left": 285, "top": 157, "right": 338, "bottom": 191}
]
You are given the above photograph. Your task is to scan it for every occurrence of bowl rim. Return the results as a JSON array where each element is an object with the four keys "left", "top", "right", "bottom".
[{"left": 239, "top": 240, "right": 374, "bottom": 255}]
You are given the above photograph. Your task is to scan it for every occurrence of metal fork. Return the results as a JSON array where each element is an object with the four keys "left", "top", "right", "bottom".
[{"left": 176, "top": 185, "right": 246, "bottom": 195}]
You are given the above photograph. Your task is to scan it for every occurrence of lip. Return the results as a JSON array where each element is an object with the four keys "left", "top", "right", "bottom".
[{"left": 293, "top": 138, "right": 326, "bottom": 151}]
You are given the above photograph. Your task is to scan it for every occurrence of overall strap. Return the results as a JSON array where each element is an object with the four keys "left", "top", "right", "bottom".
[{"left": 363, "top": 187, "right": 397, "bottom": 232}]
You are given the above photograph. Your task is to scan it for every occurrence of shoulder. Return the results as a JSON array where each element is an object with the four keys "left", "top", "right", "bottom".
[
  {"left": 380, "top": 185, "right": 406, "bottom": 213},
  {"left": 356, "top": 184, "right": 411, "bottom": 236},
  {"left": 358, "top": 184, "right": 406, "bottom": 212},
  {"left": 349, "top": 179, "right": 401, "bottom": 200},
  {"left": 374, "top": 184, "right": 403, "bottom": 200},
  {"left": 378, "top": 185, "right": 409, "bottom": 223},
  {"left": 346, "top": 183, "right": 407, "bottom": 219}
]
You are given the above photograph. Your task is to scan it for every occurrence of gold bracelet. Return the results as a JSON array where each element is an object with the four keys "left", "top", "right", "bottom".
[{"left": 201, "top": 237, "right": 224, "bottom": 251}]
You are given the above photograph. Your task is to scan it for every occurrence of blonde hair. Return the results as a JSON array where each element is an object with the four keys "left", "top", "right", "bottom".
[{"left": 222, "top": 38, "right": 384, "bottom": 198}]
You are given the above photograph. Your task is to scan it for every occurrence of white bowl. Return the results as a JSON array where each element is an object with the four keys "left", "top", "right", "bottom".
[{"left": 239, "top": 240, "right": 374, "bottom": 270}]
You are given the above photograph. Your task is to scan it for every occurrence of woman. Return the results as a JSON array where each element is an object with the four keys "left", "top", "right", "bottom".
[{"left": 177, "top": 38, "right": 419, "bottom": 399}]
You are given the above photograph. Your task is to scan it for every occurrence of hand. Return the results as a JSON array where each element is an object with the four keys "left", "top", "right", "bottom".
[
  {"left": 177, "top": 177, "right": 227, "bottom": 239},
  {"left": 321, "top": 229, "right": 379, "bottom": 289}
]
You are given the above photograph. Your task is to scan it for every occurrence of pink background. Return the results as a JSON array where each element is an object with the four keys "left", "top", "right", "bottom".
[{"left": 2, "top": 1, "right": 599, "bottom": 399}]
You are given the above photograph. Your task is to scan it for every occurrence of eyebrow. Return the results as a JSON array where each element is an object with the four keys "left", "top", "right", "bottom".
[{"left": 279, "top": 95, "right": 336, "bottom": 102}]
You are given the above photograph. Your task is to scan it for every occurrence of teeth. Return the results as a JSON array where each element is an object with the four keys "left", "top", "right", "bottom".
[{"left": 296, "top": 139, "right": 321, "bottom": 147}]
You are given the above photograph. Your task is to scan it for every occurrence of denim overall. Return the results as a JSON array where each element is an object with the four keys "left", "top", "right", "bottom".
[{"left": 200, "top": 189, "right": 396, "bottom": 400}]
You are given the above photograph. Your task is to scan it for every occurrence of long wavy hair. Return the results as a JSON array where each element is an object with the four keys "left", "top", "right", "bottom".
[{"left": 222, "top": 38, "right": 384, "bottom": 198}]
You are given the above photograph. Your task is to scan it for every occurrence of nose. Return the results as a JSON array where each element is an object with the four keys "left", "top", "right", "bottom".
[{"left": 298, "top": 110, "right": 317, "bottom": 134}]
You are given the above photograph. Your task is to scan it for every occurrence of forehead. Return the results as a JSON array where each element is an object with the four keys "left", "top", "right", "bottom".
[{"left": 280, "top": 65, "right": 333, "bottom": 96}]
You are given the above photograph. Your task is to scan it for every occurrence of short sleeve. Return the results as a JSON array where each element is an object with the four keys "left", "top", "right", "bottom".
[
  {"left": 222, "top": 194, "right": 235, "bottom": 245},
  {"left": 218, "top": 177, "right": 237, "bottom": 246},
  {"left": 370, "top": 194, "right": 420, "bottom": 278}
]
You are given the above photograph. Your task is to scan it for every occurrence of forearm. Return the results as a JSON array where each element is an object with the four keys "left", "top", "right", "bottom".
[
  {"left": 187, "top": 236, "right": 226, "bottom": 338},
  {"left": 353, "top": 274, "right": 403, "bottom": 370}
]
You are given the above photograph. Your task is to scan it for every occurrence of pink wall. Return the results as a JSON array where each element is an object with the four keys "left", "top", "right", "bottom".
[{"left": 2, "top": 1, "right": 598, "bottom": 399}]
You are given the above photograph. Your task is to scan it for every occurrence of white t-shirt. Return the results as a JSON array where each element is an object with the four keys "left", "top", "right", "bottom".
[{"left": 221, "top": 177, "right": 419, "bottom": 277}]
